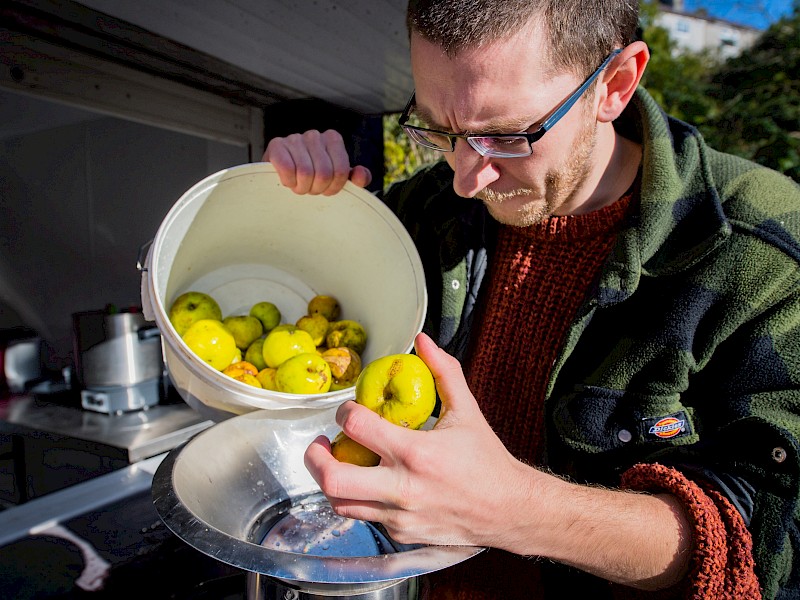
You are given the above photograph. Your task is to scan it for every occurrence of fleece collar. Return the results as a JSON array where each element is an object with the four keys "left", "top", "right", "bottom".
[{"left": 595, "top": 88, "right": 732, "bottom": 307}]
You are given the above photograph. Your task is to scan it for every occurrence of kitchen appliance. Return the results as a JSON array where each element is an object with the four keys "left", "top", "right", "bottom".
[
  {"left": 152, "top": 408, "right": 483, "bottom": 600},
  {"left": 1, "top": 331, "right": 42, "bottom": 393},
  {"left": 72, "top": 309, "right": 164, "bottom": 414}
]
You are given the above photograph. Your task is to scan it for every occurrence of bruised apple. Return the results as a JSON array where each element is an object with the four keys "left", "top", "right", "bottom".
[
  {"left": 275, "top": 352, "right": 332, "bottom": 394},
  {"left": 222, "top": 361, "right": 262, "bottom": 388},
  {"left": 321, "top": 347, "right": 361, "bottom": 390},
  {"left": 354, "top": 353, "right": 435, "bottom": 430},
  {"left": 326, "top": 320, "right": 367, "bottom": 355}
]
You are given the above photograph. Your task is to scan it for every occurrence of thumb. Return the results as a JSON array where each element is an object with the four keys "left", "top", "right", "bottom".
[{"left": 413, "top": 332, "right": 480, "bottom": 419}]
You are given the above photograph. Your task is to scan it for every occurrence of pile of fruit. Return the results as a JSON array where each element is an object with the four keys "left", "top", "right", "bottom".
[
  {"left": 168, "top": 291, "right": 366, "bottom": 395},
  {"left": 169, "top": 290, "right": 438, "bottom": 469}
]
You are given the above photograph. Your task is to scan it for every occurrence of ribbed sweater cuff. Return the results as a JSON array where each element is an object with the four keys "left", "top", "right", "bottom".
[{"left": 616, "top": 463, "right": 761, "bottom": 599}]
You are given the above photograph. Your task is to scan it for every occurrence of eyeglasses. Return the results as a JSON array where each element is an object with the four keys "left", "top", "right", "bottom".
[{"left": 398, "top": 49, "right": 622, "bottom": 159}]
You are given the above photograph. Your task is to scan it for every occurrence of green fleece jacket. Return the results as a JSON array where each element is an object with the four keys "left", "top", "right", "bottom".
[{"left": 383, "top": 87, "right": 800, "bottom": 598}]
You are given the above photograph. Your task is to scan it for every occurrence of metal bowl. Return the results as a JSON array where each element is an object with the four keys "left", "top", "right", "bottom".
[{"left": 152, "top": 408, "right": 483, "bottom": 595}]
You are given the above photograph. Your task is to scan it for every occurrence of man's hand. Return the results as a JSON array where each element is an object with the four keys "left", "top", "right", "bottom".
[
  {"left": 304, "top": 332, "right": 532, "bottom": 549},
  {"left": 262, "top": 129, "right": 372, "bottom": 195}
]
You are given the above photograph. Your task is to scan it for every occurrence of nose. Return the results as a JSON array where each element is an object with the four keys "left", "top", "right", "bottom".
[{"left": 446, "top": 139, "right": 501, "bottom": 198}]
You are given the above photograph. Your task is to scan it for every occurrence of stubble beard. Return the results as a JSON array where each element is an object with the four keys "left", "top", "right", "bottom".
[{"left": 478, "top": 116, "right": 598, "bottom": 227}]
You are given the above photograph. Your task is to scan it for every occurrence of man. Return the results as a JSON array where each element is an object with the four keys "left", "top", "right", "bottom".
[{"left": 264, "top": 1, "right": 800, "bottom": 597}]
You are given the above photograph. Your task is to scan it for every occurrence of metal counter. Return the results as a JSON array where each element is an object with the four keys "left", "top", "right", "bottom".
[
  {"left": 0, "top": 388, "right": 214, "bottom": 505},
  {"left": 1, "top": 394, "right": 213, "bottom": 463}
]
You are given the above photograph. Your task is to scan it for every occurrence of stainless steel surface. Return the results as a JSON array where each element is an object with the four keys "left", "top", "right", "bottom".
[
  {"left": 80, "top": 379, "right": 161, "bottom": 414},
  {"left": 152, "top": 409, "right": 483, "bottom": 596},
  {"left": 73, "top": 310, "right": 163, "bottom": 389},
  {"left": 0, "top": 452, "right": 165, "bottom": 547},
  {"left": 248, "top": 571, "right": 422, "bottom": 599},
  {"left": 3, "top": 395, "right": 213, "bottom": 463}
]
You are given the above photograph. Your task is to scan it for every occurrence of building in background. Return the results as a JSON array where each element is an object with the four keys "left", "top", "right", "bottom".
[{"left": 657, "top": 0, "right": 761, "bottom": 58}]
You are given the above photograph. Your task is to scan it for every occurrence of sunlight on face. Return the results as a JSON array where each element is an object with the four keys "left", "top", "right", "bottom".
[{"left": 477, "top": 101, "right": 598, "bottom": 227}]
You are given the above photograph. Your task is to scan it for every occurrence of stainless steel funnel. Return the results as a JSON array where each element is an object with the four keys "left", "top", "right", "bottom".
[{"left": 152, "top": 408, "right": 483, "bottom": 598}]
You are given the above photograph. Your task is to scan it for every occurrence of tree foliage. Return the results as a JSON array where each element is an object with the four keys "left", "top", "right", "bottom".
[
  {"left": 383, "top": 113, "right": 441, "bottom": 190},
  {"left": 638, "top": 1, "right": 718, "bottom": 125},
  {"left": 637, "top": 0, "right": 799, "bottom": 181},
  {"left": 701, "top": 2, "right": 800, "bottom": 180}
]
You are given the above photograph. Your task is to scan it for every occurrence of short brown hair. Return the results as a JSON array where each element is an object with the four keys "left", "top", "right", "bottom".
[{"left": 406, "top": 0, "right": 639, "bottom": 78}]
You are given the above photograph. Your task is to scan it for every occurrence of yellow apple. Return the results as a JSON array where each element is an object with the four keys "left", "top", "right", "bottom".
[
  {"left": 275, "top": 352, "right": 332, "bottom": 394},
  {"left": 261, "top": 326, "right": 317, "bottom": 368},
  {"left": 250, "top": 301, "right": 282, "bottom": 332},
  {"left": 169, "top": 291, "right": 222, "bottom": 336},
  {"left": 295, "top": 313, "right": 329, "bottom": 346},
  {"left": 222, "top": 315, "right": 263, "bottom": 350},
  {"left": 256, "top": 367, "right": 279, "bottom": 391},
  {"left": 330, "top": 431, "right": 380, "bottom": 467},
  {"left": 181, "top": 319, "right": 240, "bottom": 371},
  {"left": 307, "top": 294, "right": 341, "bottom": 321},
  {"left": 355, "top": 353, "right": 435, "bottom": 429},
  {"left": 326, "top": 320, "right": 367, "bottom": 355}
]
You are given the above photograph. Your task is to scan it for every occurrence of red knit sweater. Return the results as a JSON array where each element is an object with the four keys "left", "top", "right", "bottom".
[{"left": 425, "top": 191, "right": 760, "bottom": 599}]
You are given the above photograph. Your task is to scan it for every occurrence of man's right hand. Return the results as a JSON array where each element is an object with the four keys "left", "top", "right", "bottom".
[{"left": 262, "top": 129, "right": 373, "bottom": 196}]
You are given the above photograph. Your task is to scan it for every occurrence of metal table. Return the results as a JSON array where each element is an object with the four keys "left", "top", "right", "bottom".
[{"left": 0, "top": 387, "right": 214, "bottom": 505}]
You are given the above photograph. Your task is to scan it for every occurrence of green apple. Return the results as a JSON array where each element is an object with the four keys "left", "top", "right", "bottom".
[
  {"left": 261, "top": 326, "right": 317, "bottom": 368},
  {"left": 181, "top": 319, "right": 240, "bottom": 371},
  {"left": 307, "top": 294, "right": 341, "bottom": 322},
  {"left": 326, "top": 320, "right": 367, "bottom": 355},
  {"left": 355, "top": 353, "right": 435, "bottom": 429},
  {"left": 244, "top": 336, "right": 268, "bottom": 371},
  {"left": 250, "top": 301, "right": 282, "bottom": 333},
  {"left": 275, "top": 352, "right": 332, "bottom": 394},
  {"left": 223, "top": 315, "right": 263, "bottom": 350},
  {"left": 321, "top": 346, "right": 361, "bottom": 390},
  {"left": 169, "top": 291, "right": 222, "bottom": 336},
  {"left": 296, "top": 313, "right": 330, "bottom": 346}
]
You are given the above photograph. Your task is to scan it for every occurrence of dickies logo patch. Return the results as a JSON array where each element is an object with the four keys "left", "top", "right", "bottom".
[
  {"left": 642, "top": 411, "right": 691, "bottom": 441},
  {"left": 649, "top": 417, "right": 684, "bottom": 438}
]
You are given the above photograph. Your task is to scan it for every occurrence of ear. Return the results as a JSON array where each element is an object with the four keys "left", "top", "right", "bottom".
[{"left": 597, "top": 41, "right": 650, "bottom": 123}]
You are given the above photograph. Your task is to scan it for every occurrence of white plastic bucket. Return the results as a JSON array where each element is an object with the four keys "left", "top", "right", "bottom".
[{"left": 141, "top": 163, "right": 427, "bottom": 421}]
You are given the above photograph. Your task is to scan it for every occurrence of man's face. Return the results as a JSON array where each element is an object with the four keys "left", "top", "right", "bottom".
[{"left": 409, "top": 26, "right": 602, "bottom": 226}]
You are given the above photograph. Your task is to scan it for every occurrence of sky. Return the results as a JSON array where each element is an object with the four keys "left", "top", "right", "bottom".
[{"left": 683, "top": 0, "right": 795, "bottom": 29}]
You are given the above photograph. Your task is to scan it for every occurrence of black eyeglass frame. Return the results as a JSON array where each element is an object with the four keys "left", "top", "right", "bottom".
[{"left": 398, "top": 48, "right": 623, "bottom": 158}]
